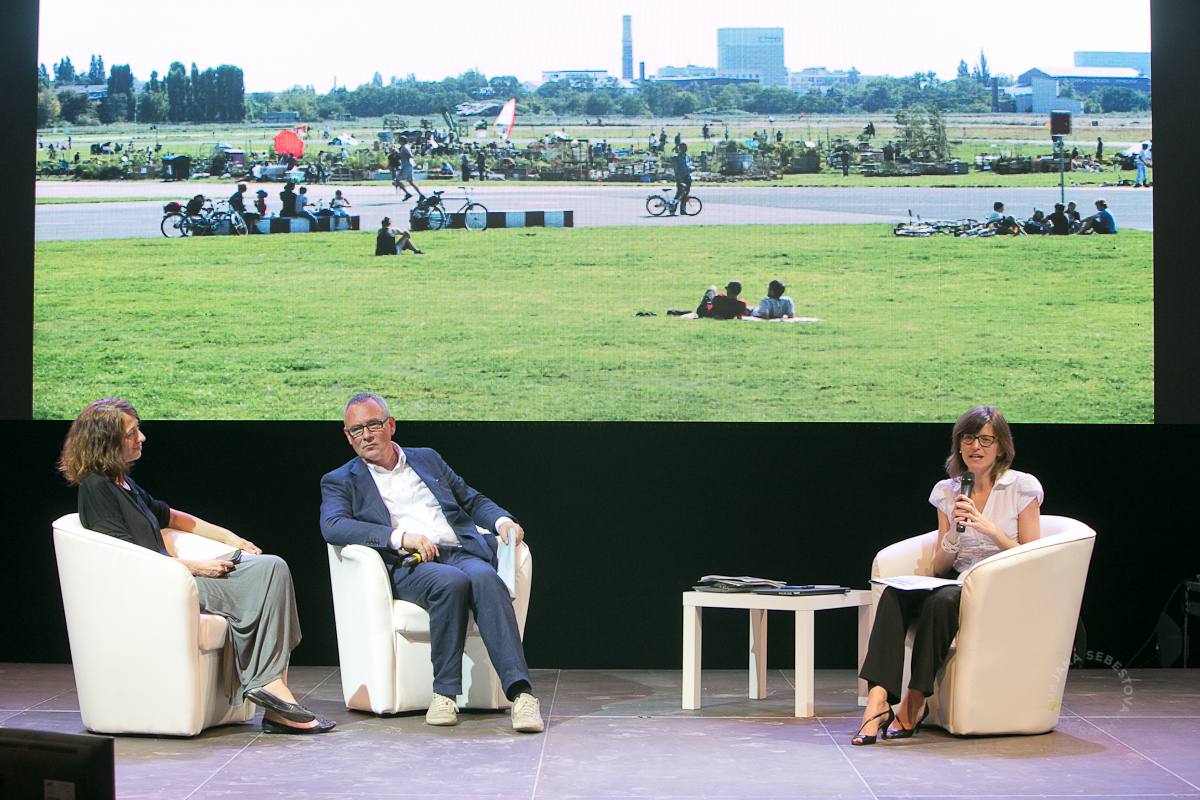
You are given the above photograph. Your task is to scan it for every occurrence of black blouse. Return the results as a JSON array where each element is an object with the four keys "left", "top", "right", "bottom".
[{"left": 77, "top": 472, "right": 171, "bottom": 555}]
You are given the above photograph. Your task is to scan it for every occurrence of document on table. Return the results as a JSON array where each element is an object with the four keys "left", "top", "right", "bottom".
[{"left": 870, "top": 575, "right": 963, "bottom": 591}]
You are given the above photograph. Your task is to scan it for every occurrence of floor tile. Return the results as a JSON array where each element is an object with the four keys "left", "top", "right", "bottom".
[
  {"left": 533, "top": 715, "right": 869, "bottom": 799},
  {"left": 0, "top": 663, "right": 76, "bottom": 710},
  {"left": 1080, "top": 715, "right": 1200, "bottom": 790},
  {"left": 844, "top": 715, "right": 1196, "bottom": 798},
  {"left": 551, "top": 669, "right": 804, "bottom": 718}
]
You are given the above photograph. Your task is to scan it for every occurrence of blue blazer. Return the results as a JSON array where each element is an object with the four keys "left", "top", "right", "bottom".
[{"left": 319, "top": 446, "right": 510, "bottom": 567}]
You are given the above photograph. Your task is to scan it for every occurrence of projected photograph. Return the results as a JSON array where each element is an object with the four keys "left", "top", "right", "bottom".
[{"left": 32, "top": 0, "right": 1152, "bottom": 421}]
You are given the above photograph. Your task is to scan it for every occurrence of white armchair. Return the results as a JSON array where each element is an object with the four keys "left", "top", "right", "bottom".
[
  {"left": 51, "top": 513, "right": 255, "bottom": 736},
  {"left": 871, "top": 515, "right": 1096, "bottom": 735},
  {"left": 326, "top": 535, "right": 532, "bottom": 714}
]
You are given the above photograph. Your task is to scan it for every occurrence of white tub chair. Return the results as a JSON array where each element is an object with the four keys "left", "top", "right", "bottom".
[
  {"left": 870, "top": 514, "right": 1096, "bottom": 735},
  {"left": 51, "top": 513, "right": 255, "bottom": 736},
  {"left": 326, "top": 534, "right": 532, "bottom": 714}
]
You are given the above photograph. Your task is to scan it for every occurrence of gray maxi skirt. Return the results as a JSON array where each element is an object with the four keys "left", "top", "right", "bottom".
[{"left": 194, "top": 554, "right": 301, "bottom": 700}]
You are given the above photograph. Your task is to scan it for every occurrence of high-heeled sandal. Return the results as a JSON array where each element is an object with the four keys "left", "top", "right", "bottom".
[
  {"left": 885, "top": 703, "right": 930, "bottom": 739},
  {"left": 850, "top": 707, "right": 895, "bottom": 746}
]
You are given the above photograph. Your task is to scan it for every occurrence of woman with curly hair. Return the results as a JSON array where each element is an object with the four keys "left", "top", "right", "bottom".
[{"left": 59, "top": 398, "right": 334, "bottom": 735}]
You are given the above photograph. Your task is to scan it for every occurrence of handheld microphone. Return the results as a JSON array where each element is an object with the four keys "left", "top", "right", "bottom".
[
  {"left": 401, "top": 551, "right": 424, "bottom": 568},
  {"left": 956, "top": 472, "right": 975, "bottom": 533}
]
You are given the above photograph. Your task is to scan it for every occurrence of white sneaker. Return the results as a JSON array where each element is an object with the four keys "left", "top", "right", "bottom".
[
  {"left": 425, "top": 693, "right": 459, "bottom": 726},
  {"left": 511, "top": 693, "right": 544, "bottom": 733}
]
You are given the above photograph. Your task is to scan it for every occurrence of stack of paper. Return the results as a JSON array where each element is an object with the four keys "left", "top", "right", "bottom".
[{"left": 693, "top": 575, "right": 786, "bottom": 593}]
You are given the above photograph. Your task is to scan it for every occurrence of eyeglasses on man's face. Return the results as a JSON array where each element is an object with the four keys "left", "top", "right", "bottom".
[
  {"left": 346, "top": 419, "right": 388, "bottom": 439},
  {"left": 960, "top": 433, "right": 997, "bottom": 447}
]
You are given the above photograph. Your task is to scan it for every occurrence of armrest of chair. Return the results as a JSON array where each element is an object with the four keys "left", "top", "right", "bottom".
[
  {"left": 872, "top": 530, "right": 939, "bottom": 580},
  {"left": 163, "top": 528, "right": 237, "bottom": 560},
  {"left": 326, "top": 543, "right": 399, "bottom": 699}
]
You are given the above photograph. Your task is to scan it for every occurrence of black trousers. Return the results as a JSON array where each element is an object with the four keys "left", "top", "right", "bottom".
[{"left": 858, "top": 585, "right": 961, "bottom": 704}]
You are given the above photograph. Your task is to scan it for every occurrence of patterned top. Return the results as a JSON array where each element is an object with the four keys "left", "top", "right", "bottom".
[{"left": 929, "top": 469, "right": 1043, "bottom": 573}]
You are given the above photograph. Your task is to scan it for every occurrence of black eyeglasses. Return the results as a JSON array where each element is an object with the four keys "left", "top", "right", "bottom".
[
  {"left": 346, "top": 419, "right": 388, "bottom": 439},
  {"left": 960, "top": 433, "right": 997, "bottom": 447}
]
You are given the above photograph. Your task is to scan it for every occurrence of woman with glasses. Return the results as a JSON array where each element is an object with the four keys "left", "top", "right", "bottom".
[
  {"left": 58, "top": 399, "right": 334, "bottom": 735},
  {"left": 851, "top": 406, "right": 1042, "bottom": 745}
]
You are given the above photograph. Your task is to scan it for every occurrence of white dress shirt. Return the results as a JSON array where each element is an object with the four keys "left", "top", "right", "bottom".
[
  {"left": 365, "top": 443, "right": 510, "bottom": 551},
  {"left": 929, "top": 469, "right": 1043, "bottom": 573}
]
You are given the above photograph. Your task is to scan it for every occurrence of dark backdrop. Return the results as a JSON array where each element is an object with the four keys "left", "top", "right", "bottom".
[
  {"left": 8, "top": 421, "right": 1200, "bottom": 670},
  {"left": 3, "top": 1, "right": 1199, "bottom": 672}
]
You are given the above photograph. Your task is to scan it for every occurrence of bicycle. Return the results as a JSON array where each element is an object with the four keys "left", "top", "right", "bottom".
[
  {"left": 646, "top": 187, "right": 702, "bottom": 217},
  {"left": 409, "top": 189, "right": 489, "bottom": 231},
  {"left": 161, "top": 198, "right": 248, "bottom": 238}
]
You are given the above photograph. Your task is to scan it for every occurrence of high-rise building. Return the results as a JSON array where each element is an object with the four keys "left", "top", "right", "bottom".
[
  {"left": 717, "top": 28, "right": 786, "bottom": 87},
  {"left": 622, "top": 16, "right": 633, "bottom": 81}
]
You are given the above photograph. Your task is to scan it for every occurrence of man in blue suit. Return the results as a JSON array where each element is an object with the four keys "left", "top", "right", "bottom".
[{"left": 320, "top": 392, "right": 544, "bottom": 733}]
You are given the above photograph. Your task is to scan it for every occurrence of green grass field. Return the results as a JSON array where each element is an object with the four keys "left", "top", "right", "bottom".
[{"left": 32, "top": 225, "right": 1152, "bottom": 422}]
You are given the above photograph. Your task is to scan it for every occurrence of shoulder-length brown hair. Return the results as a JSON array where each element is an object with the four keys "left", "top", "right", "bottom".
[
  {"left": 58, "top": 398, "right": 140, "bottom": 486},
  {"left": 944, "top": 405, "right": 1015, "bottom": 481}
]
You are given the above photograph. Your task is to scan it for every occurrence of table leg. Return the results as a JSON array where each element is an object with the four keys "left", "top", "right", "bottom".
[
  {"left": 683, "top": 605, "right": 702, "bottom": 710},
  {"left": 794, "top": 609, "right": 815, "bottom": 718},
  {"left": 857, "top": 601, "right": 873, "bottom": 707},
  {"left": 749, "top": 608, "right": 768, "bottom": 700}
]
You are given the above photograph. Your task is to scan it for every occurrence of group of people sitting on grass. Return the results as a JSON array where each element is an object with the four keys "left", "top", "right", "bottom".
[
  {"left": 987, "top": 199, "right": 1116, "bottom": 236},
  {"left": 686, "top": 279, "right": 799, "bottom": 321}
]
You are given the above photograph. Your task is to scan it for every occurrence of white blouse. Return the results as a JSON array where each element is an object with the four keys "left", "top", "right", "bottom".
[{"left": 929, "top": 469, "right": 1043, "bottom": 573}]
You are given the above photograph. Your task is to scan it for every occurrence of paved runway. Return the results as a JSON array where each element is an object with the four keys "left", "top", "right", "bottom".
[{"left": 35, "top": 180, "right": 1154, "bottom": 241}]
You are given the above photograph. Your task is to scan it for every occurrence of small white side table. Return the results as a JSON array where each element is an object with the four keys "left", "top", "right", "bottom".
[{"left": 681, "top": 589, "right": 874, "bottom": 718}]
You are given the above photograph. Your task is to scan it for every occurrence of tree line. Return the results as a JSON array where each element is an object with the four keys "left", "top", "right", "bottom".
[
  {"left": 36, "top": 51, "right": 1149, "bottom": 129},
  {"left": 37, "top": 57, "right": 245, "bottom": 127}
]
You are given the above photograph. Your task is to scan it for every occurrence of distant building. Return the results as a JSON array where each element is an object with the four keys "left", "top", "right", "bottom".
[
  {"left": 656, "top": 65, "right": 717, "bottom": 79},
  {"left": 622, "top": 16, "right": 633, "bottom": 81},
  {"left": 541, "top": 70, "right": 612, "bottom": 87},
  {"left": 647, "top": 75, "right": 759, "bottom": 91},
  {"left": 788, "top": 68, "right": 858, "bottom": 94},
  {"left": 1074, "top": 51, "right": 1151, "bottom": 77},
  {"left": 54, "top": 83, "right": 108, "bottom": 101},
  {"left": 1017, "top": 66, "right": 1150, "bottom": 95},
  {"left": 264, "top": 111, "right": 301, "bottom": 124},
  {"left": 1005, "top": 82, "right": 1083, "bottom": 115},
  {"left": 717, "top": 28, "right": 787, "bottom": 87}
]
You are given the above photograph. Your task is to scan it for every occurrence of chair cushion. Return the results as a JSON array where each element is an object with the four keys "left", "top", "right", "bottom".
[
  {"left": 391, "top": 600, "right": 478, "bottom": 636},
  {"left": 198, "top": 613, "right": 229, "bottom": 652}
]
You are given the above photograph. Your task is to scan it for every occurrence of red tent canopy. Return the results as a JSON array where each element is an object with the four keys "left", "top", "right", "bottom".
[{"left": 273, "top": 129, "right": 305, "bottom": 158}]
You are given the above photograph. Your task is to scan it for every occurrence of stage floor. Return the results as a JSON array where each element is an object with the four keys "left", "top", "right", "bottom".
[{"left": 2, "top": 664, "right": 1197, "bottom": 799}]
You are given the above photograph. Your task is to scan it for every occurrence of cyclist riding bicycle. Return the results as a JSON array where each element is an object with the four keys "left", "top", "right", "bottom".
[{"left": 670, "top": 142, "right": 692, "bottom": 216}]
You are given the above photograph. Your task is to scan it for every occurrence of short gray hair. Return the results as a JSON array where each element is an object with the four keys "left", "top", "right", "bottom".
[{"left": 344, "top": 392, "right": 390, "bottom": 417}]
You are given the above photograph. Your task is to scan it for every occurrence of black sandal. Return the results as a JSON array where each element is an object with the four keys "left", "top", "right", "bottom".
[
  {"left": 851, "top": 707, "right": 895, "bottom": 746},
  {"left": 885, "top": 703, "right": 930, "bottom": 739}
]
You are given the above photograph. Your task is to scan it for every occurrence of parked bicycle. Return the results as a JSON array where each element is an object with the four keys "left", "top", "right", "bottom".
[
  {"left": 646, "top": 187, "right": 702, "bottom": 217},
  {"left": 161, "top": 197, "right": 248, "bottom": 238},
  {"left": 409, "top": 189, "right": 489, "bottom": 231}
]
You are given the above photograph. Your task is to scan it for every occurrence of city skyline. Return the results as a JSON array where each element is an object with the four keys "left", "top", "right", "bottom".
[{"left": 38, "top": 0, "right": 1150, "bottom": 93}]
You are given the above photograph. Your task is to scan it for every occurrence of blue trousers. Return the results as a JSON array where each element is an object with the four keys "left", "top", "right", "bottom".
[
  {"left": 1136, "top": 161, "right": 1148, "bottom": 185},
  {"left": 390, "top": 547, "right": 529, "bottom": 698}
]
